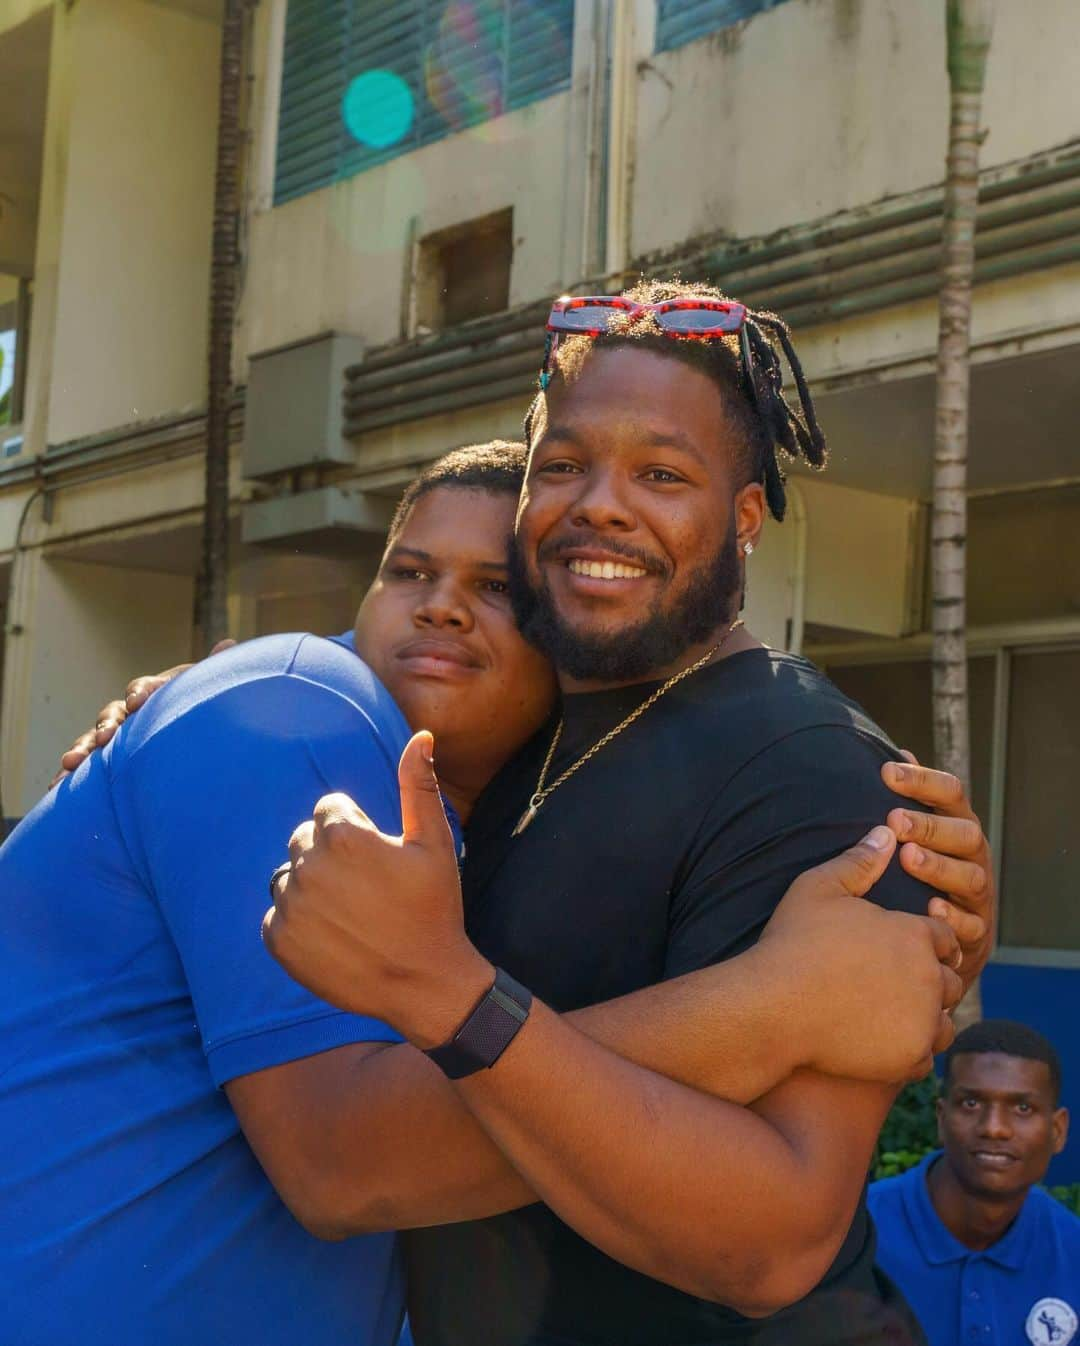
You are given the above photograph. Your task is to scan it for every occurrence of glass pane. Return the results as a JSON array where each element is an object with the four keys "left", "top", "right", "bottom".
[
  {"left": 827, "top": 656, "right": 994, "bottom": 825},
  {"left": 1000, "top": 648, "right": 1080, "bottom": 950}
]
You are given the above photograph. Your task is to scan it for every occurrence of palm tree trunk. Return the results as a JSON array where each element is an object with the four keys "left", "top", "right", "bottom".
[
  {"left": 934, "top": 0, "right": 994, "bottom": 1028},
  {"left": 197, "top": 0, "right": 249, "bottom": 654}
]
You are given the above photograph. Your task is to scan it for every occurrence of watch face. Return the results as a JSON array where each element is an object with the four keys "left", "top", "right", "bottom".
[{"left": 1027, "top": 1298, "right": 1078, "bottom": 1346}]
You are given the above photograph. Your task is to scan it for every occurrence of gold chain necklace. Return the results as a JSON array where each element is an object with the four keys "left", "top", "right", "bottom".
[{"left": 511, "top": 620, "right": 743, "bottom": 836}]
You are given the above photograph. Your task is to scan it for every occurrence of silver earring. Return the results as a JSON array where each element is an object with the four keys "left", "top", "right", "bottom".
[{"left": 743, "top": 540, "right": 754, "bottom": 557}]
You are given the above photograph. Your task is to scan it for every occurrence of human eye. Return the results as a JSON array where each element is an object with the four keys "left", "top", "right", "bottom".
[
  {"left": 1016, "top": 1101, "right": 1034, "bottom": 1115},
  {"left": 388, "top": 565, "right": 430, "bottom": 582},
  {"left": 641, "top": 465, "right": 686, "bottom": 484},
  {"left": 479, "top": 577, "right": 509, "bottom": 595},
  {"left": 537, "top": 459, "right": 583, "bottom": 475}
]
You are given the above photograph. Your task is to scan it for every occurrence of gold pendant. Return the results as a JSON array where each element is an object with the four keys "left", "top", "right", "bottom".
[{"left": 512, "top": 801, "right": 540, "bottom": 837}]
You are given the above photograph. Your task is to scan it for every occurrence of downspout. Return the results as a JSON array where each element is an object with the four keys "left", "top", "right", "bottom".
[
  {"left": 605, "top": 1, "right": 635, "bottom": 281},
  {"left": 197, "top": 0, "right": 253, "bottom": 653}
]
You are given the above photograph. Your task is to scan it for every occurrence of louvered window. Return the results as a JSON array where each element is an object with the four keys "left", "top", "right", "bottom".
[
  {"left": 276, "top": 0, "right": 575, "bottom": 205},
  {"left": 655, "top": 0, "right": 791, "bottom": 52}
]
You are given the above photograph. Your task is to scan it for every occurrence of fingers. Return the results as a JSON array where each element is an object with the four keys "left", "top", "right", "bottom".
[
  {"left": 288, "top": 820, "right": 315, "bottom": 865},
  {"left": 209, "top": 638, "right": 236, "bottom": 656},
  {"left": 888, "top": 808, "right": 983, "bottom": 859},
  {"left": 900, "top": 842, "right": 988, "bottom": 904},
  {"left": 125, "top": 666, "right": 191, "bottom": 711},
  {"left": 931, "top": 1010, "right": 957, "bottom": 1057},
  {"left": 881, "top": 761, "right": 973, "bottom": 818},
  {"left": 398, "top": 731, "right": 452, "bottom": 847},
  {"left": 925, "top": 914, "right": 962, "bottom": 973},
  {"left": 93, "top": 699, "right": 129, "bottom": 745},
  {"left": 940, "top": 962, "right": 964, "bottom": 1012},
  {"left": 59, "top": 729, "right": 99, "bottom": 775},
  {"left": 928, "top": 895, "right": 986, "bottom": 949},
  {"left": 898, "top": 748, "right": 920, "bottom": 766}
]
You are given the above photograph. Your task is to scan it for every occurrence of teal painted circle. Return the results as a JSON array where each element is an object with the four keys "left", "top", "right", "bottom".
[{"left": 342, "top": 69, "right": 414, "bottom": 149}]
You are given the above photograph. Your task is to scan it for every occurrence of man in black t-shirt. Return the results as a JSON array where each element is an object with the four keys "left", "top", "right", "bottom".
[{"left": 267, "top": 282, "right": 995, "bottom": 1345}]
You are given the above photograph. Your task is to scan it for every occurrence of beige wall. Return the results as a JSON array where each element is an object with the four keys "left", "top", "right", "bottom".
[
  {"left": 7, "top": 555, "right": 193, "bottom": 812},
  {"left": 38, "top": 0, "right": 218, "bottom": 446},
  {"left": 634, "top": 0, "right": 1080, "bottom": 251}
]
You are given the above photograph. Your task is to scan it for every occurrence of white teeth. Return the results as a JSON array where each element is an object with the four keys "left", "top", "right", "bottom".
[{"left": 567, "top": 559, "right": 648, "bottom": 580}]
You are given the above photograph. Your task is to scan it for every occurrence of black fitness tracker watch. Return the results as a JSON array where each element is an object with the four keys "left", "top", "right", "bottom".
[{"left": 424, "top": 968, "right": 533, "bottom": 1079}]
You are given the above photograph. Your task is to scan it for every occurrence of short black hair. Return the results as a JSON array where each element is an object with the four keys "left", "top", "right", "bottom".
[
  {"left": 386, "top": 440, "right": 527, "bottom": 545},
  {"left": 943, "top": 1019, "right": 1062, "bottom": 1104},
  {"left": 524, "top": 278, "right": 827, "bottom": 522}
]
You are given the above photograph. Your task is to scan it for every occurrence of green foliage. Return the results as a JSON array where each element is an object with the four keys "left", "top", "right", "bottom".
[
  {"left": 1047, "top": 1185, "right": 1080, "bottom": 1217},
  {"left": 873, "top": 1077, "right": 940, "bottom": 1179}
]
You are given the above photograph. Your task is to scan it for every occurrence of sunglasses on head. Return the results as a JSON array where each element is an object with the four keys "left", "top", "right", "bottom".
[{"left": 540, "top": 294, "right": 755, "bottom": 396}]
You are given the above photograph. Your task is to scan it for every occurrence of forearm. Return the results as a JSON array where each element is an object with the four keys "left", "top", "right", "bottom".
[
  {"left": 274, "top": 944, "right": 800, "bottom": 1234},
  {"left": 451, "top": 1000, "right": 890, "bottom": 1313},
  {"left": 569, "top": 941, "right": 799, "bottom": 1103}
]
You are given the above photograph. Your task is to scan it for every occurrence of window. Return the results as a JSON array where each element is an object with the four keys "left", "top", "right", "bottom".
[
  {"left": 413, "top": 207, "right": 513, "bottom": 330},
  {"left": 0, "top": 276, "right": 30, "bottom": 432},
  {"left": 828, "top": 643, "right": 1080, "bottom": 956},
  {"left": 655, "top": 0, "right": 791, "bottom": 53},
  {"left": 275, "top": 0, "right": 575, "bottom": 206}
]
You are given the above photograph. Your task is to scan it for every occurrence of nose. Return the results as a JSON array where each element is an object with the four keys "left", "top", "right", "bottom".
[
  {"left": 413, "top": 578, "right": 474, "bottom": 633},
  {"left": 570, "top": 464, "right": 636, "bottom": 532},
  {"left": 978, "top": 1102, "right": 1014, "bottom": 1141}
]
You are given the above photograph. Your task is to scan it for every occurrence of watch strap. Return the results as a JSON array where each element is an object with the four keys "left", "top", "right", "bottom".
[{"left": 424, "top": 967, "right": 533, "bottom": 1079}]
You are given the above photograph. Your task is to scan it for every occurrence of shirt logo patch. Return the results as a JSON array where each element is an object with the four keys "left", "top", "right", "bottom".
[{"left": 1027, "top": 1299, "right": 1079, "bottom": 1346}]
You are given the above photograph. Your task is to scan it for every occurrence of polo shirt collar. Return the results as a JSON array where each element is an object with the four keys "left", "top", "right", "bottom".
[{"left": 902, "top": 1151, "right": 1036, "bottom": 1271}]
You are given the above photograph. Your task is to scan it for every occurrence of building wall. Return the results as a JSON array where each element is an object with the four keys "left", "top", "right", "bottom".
[
  {"left": 12, "top": 556, "right": 194, "bottom": 809},
  {"left": 30, "top": 0, "right": 218, "bottom": 449}
]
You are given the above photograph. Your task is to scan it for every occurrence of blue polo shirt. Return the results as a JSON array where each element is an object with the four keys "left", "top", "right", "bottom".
[
  {"left": 869, "top": 1152, "right": 1080, "bottom": 1346},
  {"left": 0, "top": 634, "right": 413, "bottom": 1346}
]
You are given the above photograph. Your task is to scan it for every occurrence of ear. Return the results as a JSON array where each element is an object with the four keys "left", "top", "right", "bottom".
[
  {"left": 734, "top": 480, "right": 766, "bottom": 553},
  {"left": 1051, "top": 1105, "right": 1069, "bottom": 1155}
]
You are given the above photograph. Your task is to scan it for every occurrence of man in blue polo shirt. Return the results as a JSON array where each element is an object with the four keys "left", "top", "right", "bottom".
[
  {"left": 870, "top": 1020, "right": 1080, "bottom": 1346},
  {"left": 0, "top": 634, "right": 413, "bottom": 1345}
]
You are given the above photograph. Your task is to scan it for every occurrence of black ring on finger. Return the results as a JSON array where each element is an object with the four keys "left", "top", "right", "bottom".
[{"left": 268, "top": 861, "right": 292, "bottom": 902}]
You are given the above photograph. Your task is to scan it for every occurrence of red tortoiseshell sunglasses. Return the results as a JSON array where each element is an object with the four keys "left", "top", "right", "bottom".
[{"left": 540, "top": 294, "right": 755, "bottom": 395}]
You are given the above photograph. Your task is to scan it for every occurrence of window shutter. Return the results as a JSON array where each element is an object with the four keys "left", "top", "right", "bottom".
[
  {"left": 275, "top": 0, "right": 575, "bottom": 205},
  {"left": 655, "top": 0, "right": 788, "bottom": 53},
  {"left": 275, "top": 0, "right": 352, "bottom": 204}
]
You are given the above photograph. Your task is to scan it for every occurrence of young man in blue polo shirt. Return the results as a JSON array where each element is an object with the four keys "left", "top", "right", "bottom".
[{"left": 870, "top": 1020, "right": 1080, "bottom": 1346}]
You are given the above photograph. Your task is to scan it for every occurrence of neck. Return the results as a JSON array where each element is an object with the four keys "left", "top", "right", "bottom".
[
  {"left": 556, "top": 622, "right": 760, "bottom": 695},
  {"left": 926, "top": 1155, "right": 1028, "bottom": 1252}
]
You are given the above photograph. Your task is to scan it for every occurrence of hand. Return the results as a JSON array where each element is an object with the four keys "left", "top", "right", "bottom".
[
  {"left": 51, "top": 638, "right": 235, "bottom": 785},
  {"left": 263, "top": 732, "right": 493, "bottom": 1048},
  {"left": 882, "top": 751, "right": 995, "bottom": 991},
  {"left": 757, "top": 826, "right": 964, "bottom": 1084}
]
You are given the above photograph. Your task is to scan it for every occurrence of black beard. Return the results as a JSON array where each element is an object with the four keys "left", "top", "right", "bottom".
[{"left": 508, "top": 522, "right": 743, "bottom": 683}]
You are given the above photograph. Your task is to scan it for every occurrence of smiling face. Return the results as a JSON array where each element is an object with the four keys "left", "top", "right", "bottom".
[
  {"left": 512, "top": 345, "right": 765, "bottom": 689},
  {"left": 938, "top": 1052, "right": 1069, "bottom": 1201},
  {"left": 354, "top": 486, "right": 557, "bottom": 811}
]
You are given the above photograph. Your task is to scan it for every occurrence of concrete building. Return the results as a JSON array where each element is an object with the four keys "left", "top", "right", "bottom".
[{"left": 1, "top": 0, "right": 1077, "bottom": 1173}]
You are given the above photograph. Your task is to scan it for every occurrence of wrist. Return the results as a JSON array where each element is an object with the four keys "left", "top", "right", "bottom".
[
  {"left": 404, "top": 946, "right": 495, "bottom": 1051},
  {"left": 745, "top": 941, "right": 811, "bottom": 1080}
]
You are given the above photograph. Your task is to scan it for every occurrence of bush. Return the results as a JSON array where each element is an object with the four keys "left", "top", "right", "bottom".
[{"left": 873, "top": 1077, "right": 939, "bottom": 1180}]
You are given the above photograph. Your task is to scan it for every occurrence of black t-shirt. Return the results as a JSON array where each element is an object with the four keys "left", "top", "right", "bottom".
[{"left": 405, "top": 650, "right": 929, "bottom": 1346}]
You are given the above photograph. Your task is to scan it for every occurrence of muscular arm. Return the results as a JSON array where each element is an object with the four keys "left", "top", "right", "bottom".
[
  {"left": 242, "top": 818, "right": 960, "bottom": 1268},
  {"left": 227, "top": 932, "right": 816, "bottom": 1237},
  {"left": 447, "top": 1008, "right": 897, "bottom": 1315}
]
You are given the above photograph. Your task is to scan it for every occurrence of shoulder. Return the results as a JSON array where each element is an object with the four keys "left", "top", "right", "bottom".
[
  {"left": 1031, "top": 1187, "right": 1080, "bottom": 1244},
  {"left": 677, "top": 649, "right": 898, "bottom": 780},
  {"left": 114, "top": 633, "right": 408, "bottom": 763},
  {"left": 868, "top": 1165, "right": 921, "bottom": 1221}
]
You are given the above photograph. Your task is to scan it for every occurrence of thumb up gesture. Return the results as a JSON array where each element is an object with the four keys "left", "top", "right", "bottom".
[{"left": 263, "top": 732, "right": 493, "bottom": 1048}]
